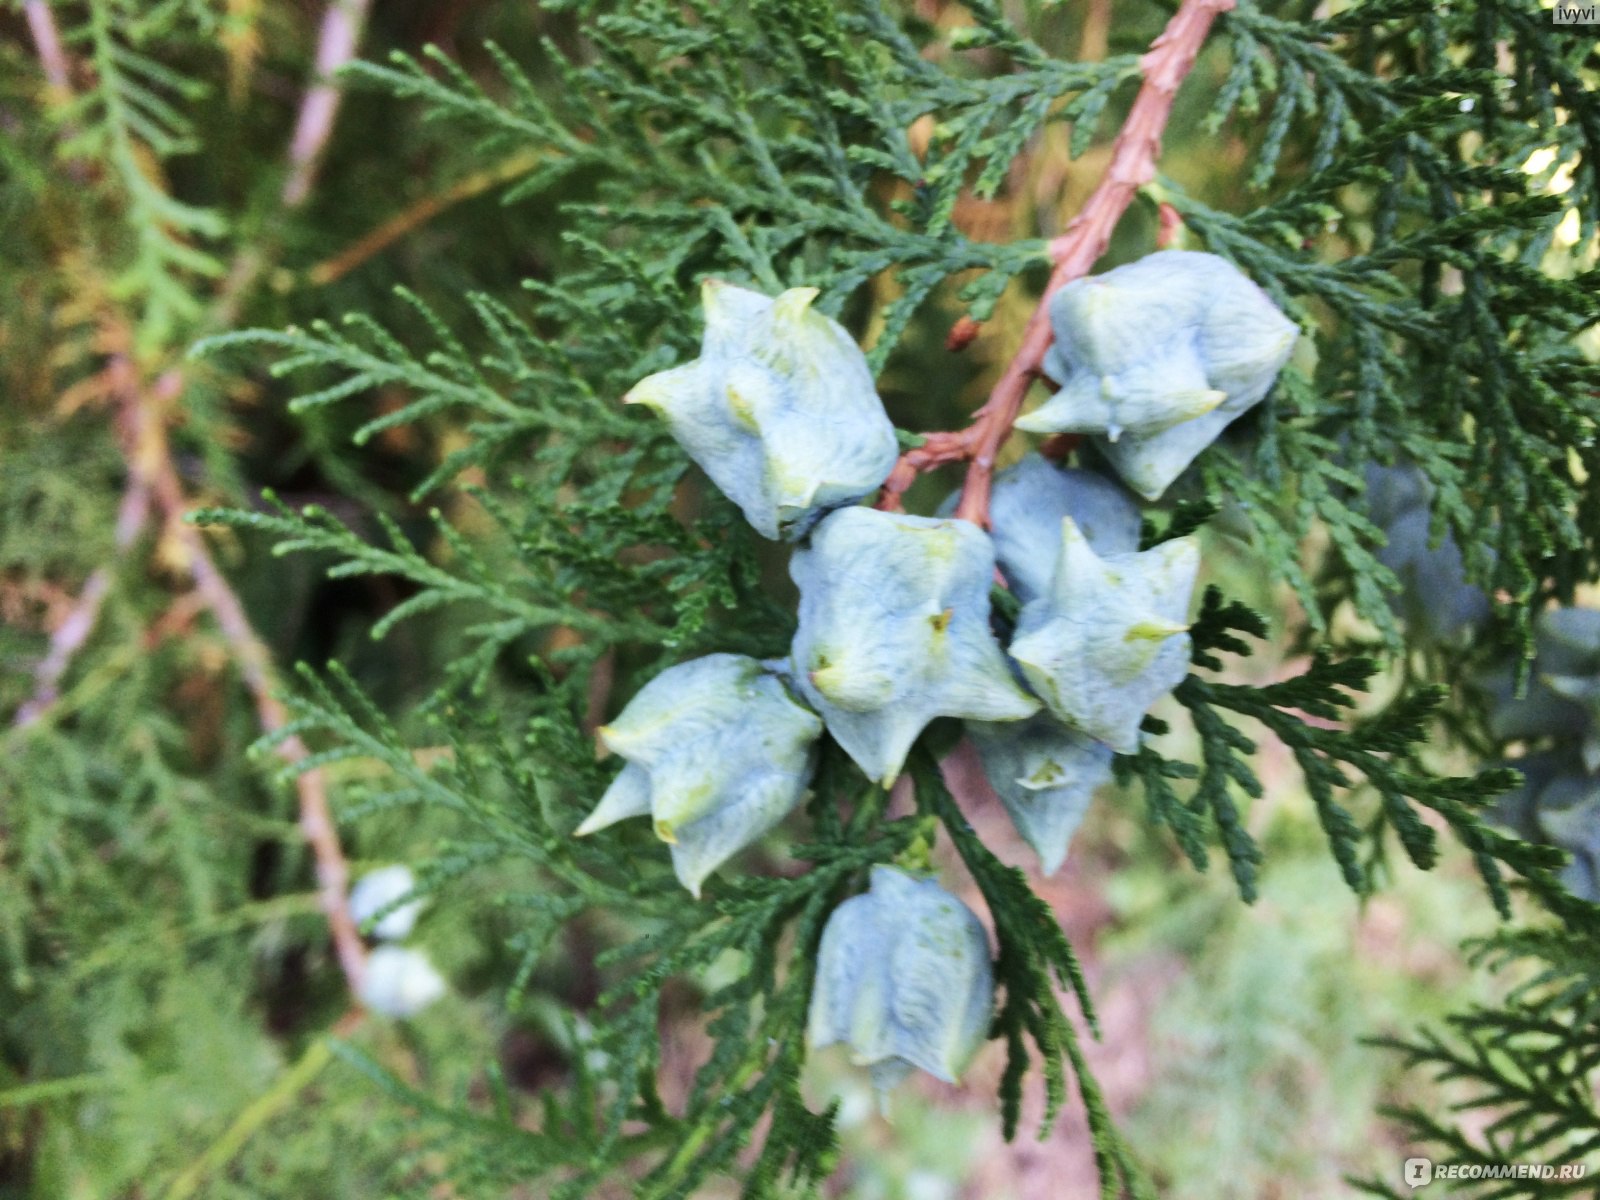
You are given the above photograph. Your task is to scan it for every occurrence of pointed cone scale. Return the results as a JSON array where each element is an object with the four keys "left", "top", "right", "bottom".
[
  {"left": 572, "top": 655, "right": 822, "bottom": 896},
  {"left": 790, "top": 508, "right": 1038, "bottom": 785},
  {"left": 628, "top": 283, "right": 897, "bottom": 539}
]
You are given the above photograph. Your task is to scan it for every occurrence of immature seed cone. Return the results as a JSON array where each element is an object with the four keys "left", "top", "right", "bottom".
[
  {"left": 1007, "top": 518, "right": 1201, "bottom": 754},
  {"left": 1494, "top": 750, "right": 1600, "bottom": 903},
  {"left": 1017, "top": 250, "right": 1298, "bottom": 499},
  {"left": 626, "top": 281, "right": 899, "bottom": 539},
  {"left": 575, "top": 654, "right": 822, "bottom": 897},
  {"left": 348, "top": 864, "right": 425, "bottom": 941},
  {"left": 359, "top": 946, "right": 447, "bottom": 1018},
  {"left": 1485, "top": 608, "right": 1600, "bottom": 773},
  {"left": 790, "top": 507, "right": 1038, "bottom": 785},
  {"left": 986, "top": 453, "right": 1142, "bottom": 606},
  {"left": 808, "top": 865, "right": 994, "bottom": 1091},
  {"left": 968, "top": 711, "right": 1114, "bottom": 876},
  {"left": 1364, "top": 464, "right": 1489, "bottom": 644}
]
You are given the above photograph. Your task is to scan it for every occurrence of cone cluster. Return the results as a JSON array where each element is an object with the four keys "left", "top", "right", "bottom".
[{"left": 584, "top": 260, "right": 1292, "bottom": 1087}]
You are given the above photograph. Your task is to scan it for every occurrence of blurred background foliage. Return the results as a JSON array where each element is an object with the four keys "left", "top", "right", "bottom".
[{"left": 1, "top": 0, "right": 1595, "bottom": 1196}]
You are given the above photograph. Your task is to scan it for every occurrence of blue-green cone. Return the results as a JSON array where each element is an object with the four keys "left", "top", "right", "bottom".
[
  {"left": 1364, "top": 464, "right": 1490, "bottom": 644},
  {"left": 1536, "top": 773, "right": 1600, "bottom": 902},
  {"left": 1485, "top": 608, "right": 1600, "bottom": 772},
  {"left": 808, "top": 865, "right": 994, "bottom": 1092},
  {"left": 1007, "top": 518, "right": 1201, "bottom": 754},
  {"left": 1017, "top": 251, "right": 1297, "bottom": 499},
  {"left": 987, "top": 454, "right": 1142, "bottom": 606},
  {"left": 575, "top": 654, "right": 823, "bottom": 896},
  {"left": 626, "top": 281, "right": 899, "bottom": 539},
  {"left": 790, "top": 507, "right": 1038, "bottom": 785},
  {"left": 968, "top": 711, "right": 1114, "bottom": 875},
  {"left": 1494, "top": 750, "right": 1600, "bottom": 903}
]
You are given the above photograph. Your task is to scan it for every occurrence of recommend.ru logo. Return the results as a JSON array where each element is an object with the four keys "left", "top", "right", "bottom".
[{"left": 1403, "top": 1157, "right": 1591, "bottom": 1189}]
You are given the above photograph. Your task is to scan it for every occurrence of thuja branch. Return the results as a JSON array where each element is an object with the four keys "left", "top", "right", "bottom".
[
  {"left": 133, "top": 372, "right": 369, "bottom": 994},
  {"left": 12, "top": 387, "right": 151, "bottom": 728},
  {"left": 878, "top": 0, "right": 1236, "bottom": 524},
  {"left": 11, "top": 332, "right": 372, "bottom": 994},
  {"left": 15, "top": 3, "right": 378, "bottom": 996}
]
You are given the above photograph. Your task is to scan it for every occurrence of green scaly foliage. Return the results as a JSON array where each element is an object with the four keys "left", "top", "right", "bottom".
[
  {"left": 1357, "top": 924, "right": 1600, "bottom": 1198},
  {"left": 5, "top": 0, "right": 1600, "bottom": 1195}
]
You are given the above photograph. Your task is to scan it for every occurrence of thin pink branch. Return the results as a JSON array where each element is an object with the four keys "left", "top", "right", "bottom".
[
  {"left": 280, "top": 0, "right": 374, "bottom": 208},
  {"left": 12, "top": 478, "right": 151, "bottom": 728},
  {"left": 18, "top": 2, "right": 372, "bottom": 994},
  {"left": 206, "top": 0, "right": 377, "bottom": 326},
  {"left": 193, "top": 10, "right": 388, "bottom": 977},
  {"left": 879, "top": 0, "right": 1236, "bottom": 523},
  {"left": 136, "top": 370, "right": 368, "bottom": 994},
  {"left": 23, "top": 0, "right": 71, "bottom": 93},
  {"left": 13, "top": 353, "right": 156, "bottom": 727},
  {"left": 17, "top": 352, "right": 368, "bottom": 995}
]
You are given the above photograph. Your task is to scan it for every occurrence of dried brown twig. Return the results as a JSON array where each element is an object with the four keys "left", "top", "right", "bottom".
[
  {"left": 304, "top": 150, "right": 541, "bottom": 287},
  {"left": 878, "top": 0, "right": 1236, "bottom": 525}
]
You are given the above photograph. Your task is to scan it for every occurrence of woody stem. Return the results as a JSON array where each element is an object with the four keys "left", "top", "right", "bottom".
[{"left": 877, "top": 0, "right": 1235, "bottom": 524}]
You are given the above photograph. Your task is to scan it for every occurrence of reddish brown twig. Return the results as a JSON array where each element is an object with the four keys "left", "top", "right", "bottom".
[
  {"left": 138, "top": 371, "right": 368, "bottom": 993},
  {"left": 1156, "top": 200, "right": 1185, "bottom": 249},
  {"left": 281, "top": 0, "right": 374, "bottom": 208},
  {"left": 945, "top": 315, "right": 982, "bottom": 352},
  {"left": 878, "top": 0, "right": 1235, "bottom": 524},
  {"left": 22, "top": 0, "right": 71, "bottom": 93}
]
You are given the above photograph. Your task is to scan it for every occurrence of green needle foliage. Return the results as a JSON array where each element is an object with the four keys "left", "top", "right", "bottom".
[{"left": 5, "top": 0, "right": 1600, "bottom": 1196}]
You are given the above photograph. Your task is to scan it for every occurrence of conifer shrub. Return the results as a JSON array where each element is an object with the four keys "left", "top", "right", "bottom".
[{"left": 4, "top": 1, "right": 1599, "bottom": 1196}]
